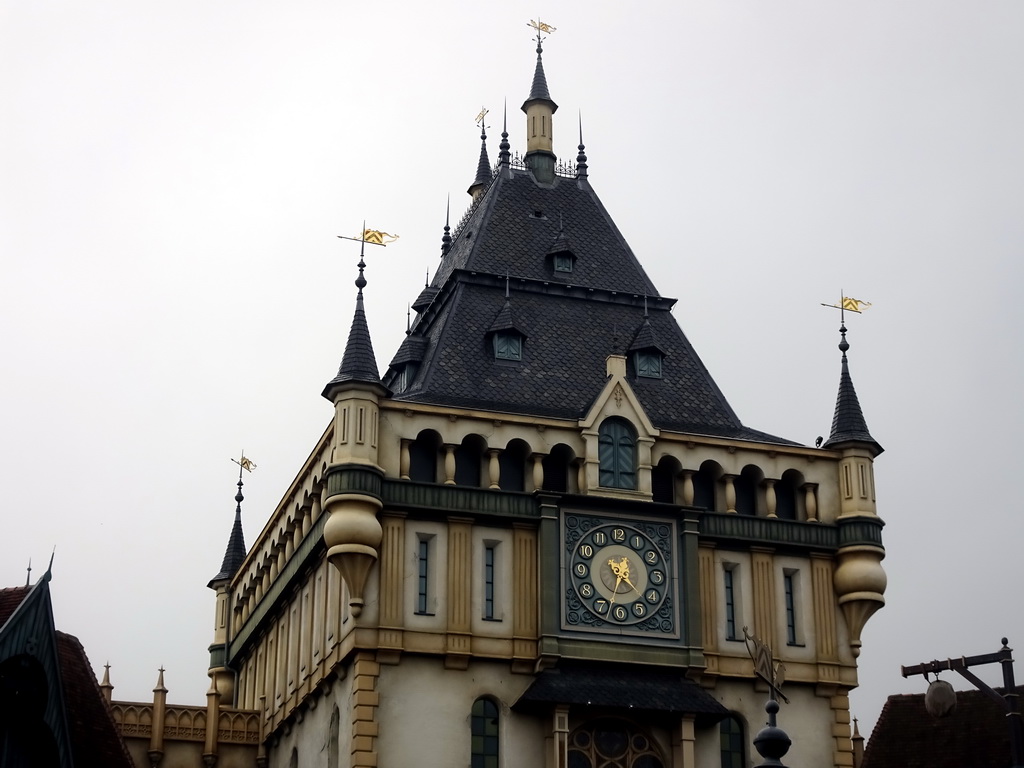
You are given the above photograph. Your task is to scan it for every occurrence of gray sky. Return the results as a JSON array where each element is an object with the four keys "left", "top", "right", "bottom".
[{"left": 3, "top": 0, "right": 1022, "bottom": 740}]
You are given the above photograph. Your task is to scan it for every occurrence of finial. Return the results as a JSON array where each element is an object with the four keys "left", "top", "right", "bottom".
[
  {"left": 356, "top": 220, "right": 367, "bottom": 294},
  {"left": 406, "top": 304, "right": 411, "bottom": 334},
  {"left": 499, "top": 102, "right": 511, "bottom": 167},
  {"left": 101, "top": 663, "right": 112, "bottom": 687},
  {"left": 155, "top": 666, "right": 167, "bottom": 691},
  {"left": 505, "top": 272, "right": 510, "bottom": 300},
  {"left": 424, "top": 268, "right": 430, "bottom": 288},
  {"left": 25, "top": 558, "right": 31, "bottom": 586},
  {"left": 643, "top": 294, "right": 649, "bottom": 318},
  {"left": 441, "top": 197, "right": 452, "bottom": 256},
  {"left": 576, "top": 112, "right": 588, "bottom": 179},
  {"left": 839, "top": 323, "right": 849, "bottom": 355}
]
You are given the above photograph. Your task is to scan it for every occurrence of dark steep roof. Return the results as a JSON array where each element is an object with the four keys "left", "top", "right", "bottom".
[
  {"left": 822, "top": 329, "right": 882, "bottom": 454},
  {"left": 210, "top": 486, "right": 247, "bottom": 586},
  {"left": 387, "top": 168, "right": 797, "bottom": 445},
  {"left": 323, "top": 283, "right": 382, "bottom": 398},
  {"left": 863, "top": 686, "right": 1024, "bottom": 768},
  {"left": 523, "top": 42, "right": 557, "bottom": 109},
  {"left": 515, "top": 663, "right": 728, "bottom": 726}
]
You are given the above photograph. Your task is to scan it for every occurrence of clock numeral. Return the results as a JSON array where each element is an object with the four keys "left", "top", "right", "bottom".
[
  {"left": 612, "top": 528, "right": 626, "bottom": 542},
  {"left": 592, "top": 531, "right": 607, "bottom": 546},
  {"left": 579, "top": 583, "right": 593, "bottom": 598},
  {"left": 578, "top": 544, "right": 594, "bottom": 558},
  {"left": 631, "top": 534, "right": 643, "bottom": 549},
  {"left": 650, "top": 570, "right": 665, "bottom": 585},
  {"left": 574, "top": 563, "right": 589, "bottom": 578},
  {"left": 646, "top": 589, "right": 659, "bottom": 603},
  {"left": 645, "top": 550, "right": 658, "bottom": 565},
  {"left": 633, "top": 602, "right": 646, "bottom": 617},
  {"left": 593, "top": 599, "right": 608, "bottom": 614},
  {"left": 612, "top": 605, "right": 628, "bottom": 621}
]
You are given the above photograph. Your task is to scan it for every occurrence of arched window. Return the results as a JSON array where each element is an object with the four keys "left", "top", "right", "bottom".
[
  {"left": 499, "top": 439, "right": 530, "bottom": 492},
  {"left": 694, "top": 462, "right": 720, "bottom": 511},
  {"left": 328, "top": 706, "right": 340, "bottom": 768},
  {"left": 775, "top": 469, "right": 804, "bottom": 521},
  {"left": 651, "top": 456, "right": 679, "bottom": 503},
  {"left": 568, "top": 718, "right": 664, "bottom": 768},
  {"left": 471, "top": 697, "right": 499, "bottom": 768},
  {"left": 720, "top": 715, "right": 745, "bottom": 768},
  {"left": 735, "top": 465, "right": 762, "bottom": 516},
  {"left": 409, "top": 430, "right": 441, "bottom": 483},
  {"left": 455, "top": 435, "right": 486, "bottom": 487},
  {"left": 542, "top": 444, "right": 575, "bottom": 493},
  {"left": 599, "top": 418, "right": 637, "bottom": 490}
]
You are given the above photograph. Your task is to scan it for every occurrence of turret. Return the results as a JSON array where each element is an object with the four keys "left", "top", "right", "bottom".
[
  {"left": 521, "top": 32, "right": 558, "bottom": 183},
  {"left": 207, "top": 461, "right": 250, "bottom": 703},
  {"left": 467, "top": 126, "right": 491, "bottom": 200},
  {"left": 321, "top": 244, "right": 387, "bottom": 617},
  {"left": 825, "top": 324, "right": 887, "bottom": 657}
]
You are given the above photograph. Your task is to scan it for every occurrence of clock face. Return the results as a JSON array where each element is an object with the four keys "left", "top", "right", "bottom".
[{"left": 562, "top": 513, "right": 678, "bottom": 637}]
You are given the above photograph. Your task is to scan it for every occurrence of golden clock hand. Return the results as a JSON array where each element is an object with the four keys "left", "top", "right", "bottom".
[
  {"left": 610, "top": 574, "right": 623, "bottom": 603},
  {"left": 621, "top": 574, "right": 642, "bottom": 595}
]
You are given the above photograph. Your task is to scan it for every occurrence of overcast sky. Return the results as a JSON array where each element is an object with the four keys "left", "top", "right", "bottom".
[{"left": 3, "top": 0, "right": 1022, "bottom": 742}]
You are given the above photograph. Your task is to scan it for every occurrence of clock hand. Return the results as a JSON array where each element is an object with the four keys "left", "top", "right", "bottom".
[{"left": 621, "top": 574, "right": 642, "bottom": 595}]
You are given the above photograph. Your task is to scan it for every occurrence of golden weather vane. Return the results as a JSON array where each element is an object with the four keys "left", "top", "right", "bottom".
[
  {"left": 743, "top": 626, "right": 789, "bottom": 704},
  {"left": 232, "top": 451, "right": 256, "bottom": 478},
  {"left": 821, "top": 292, "right": 872, "bottom": 324},
  {"left": 475, "top": 107, "right": 489, "bottom": 129},
  {"left": 528, "top": 18, "right": 557, "bottom": 37},
  {"left": 337, "top": 227, "right": 400, "bottom": 246}
]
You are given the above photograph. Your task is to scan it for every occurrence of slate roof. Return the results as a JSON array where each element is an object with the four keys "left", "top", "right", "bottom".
[
  {"left": 822, "top": 330, "right": 882, "bottom": 454},
  {"left": 210, "top": 486, "right": 247, "bottom": 585},
  {"left": 323, "top": 282, "right": 382, "bottom": 398},
  {"left": 514, "top": 663, "right": 728, "bottom": 726},
  {"left": 523, "top": 41, "right": 557, "bottom": 109},
  {"left": 386, "top": 172, "right": 797, "bottom": 444},
  {"left": 469, "top": 131, "right": 491, "bottom": 193},
  {"left": 862, "top": 686, "right": 1024, "bottom": 768}
]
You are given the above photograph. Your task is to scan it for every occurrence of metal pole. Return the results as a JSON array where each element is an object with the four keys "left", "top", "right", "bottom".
[{"left": 998, "top": 638, "right": 1024, "bottom": 768}]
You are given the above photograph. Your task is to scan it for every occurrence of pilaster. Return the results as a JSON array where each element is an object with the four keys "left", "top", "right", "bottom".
[
  {"left": 350, "top": 653, "right": 380, "bottom": 768},
  {"left": 445, "top": 517, "right": 473, "bottom": 668}
]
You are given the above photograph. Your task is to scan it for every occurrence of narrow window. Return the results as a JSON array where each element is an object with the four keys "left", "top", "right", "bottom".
[
  {"left": 484, "top": 544, "right": 496, "bottom": 620},
  {"left": 720, "top": 715, "right": 745, "bottom": 768},
  {"left": 724, "top": 566, "right": 738, "bottom": 641},
  {"left": 598, "top": 418, "right": 637, "bottom": 490},
  {"left": 471, "top": 698, "right": 499, "bottom": 768},
  {"left": 541, "top": 115, "right": 547, "bottom": 137},
  {"left": 784, "top": 570, "right": 800, "bottom": 645},
  {"left": 417, "top": 537, "right": 432, "bottom": 615}
]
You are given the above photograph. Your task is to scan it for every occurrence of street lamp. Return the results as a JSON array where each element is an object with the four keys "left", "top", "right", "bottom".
[{"left": 901, "top": 637, "right": 1024, "bottom": 768}]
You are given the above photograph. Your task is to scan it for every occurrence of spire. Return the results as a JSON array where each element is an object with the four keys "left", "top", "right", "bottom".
[
  {"left": 322, "top": 241, "right": 382, "bottom": 398},
  {"left": 498, "top": 102, "right": 511, "bottom": 167},
  {"left": 576, "top": 112, "right": 588, "bottom": 180},
  {"left": 822, "top": 325, "right": 883, "bottom": 455},
  {"left": 440, "top": 198, "right": 452, "bottom": 257},
  {"left": 468, "top": 116, "right": 491, "bottom": 199},
  {"left": 210, "top": 463, "right": 248, "bottom": 585},
  {"left": 521, "top": 23, "right": 559, "bottom": 183}
]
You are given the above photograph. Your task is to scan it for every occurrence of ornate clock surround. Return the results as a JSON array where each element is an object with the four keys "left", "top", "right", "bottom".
[{"left": 561, "top": 509, "right": 681, "bottom": 640}]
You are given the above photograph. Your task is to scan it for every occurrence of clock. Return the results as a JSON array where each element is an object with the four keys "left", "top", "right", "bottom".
[{"left": 562, "top": 512, "right": 678, "bottom": 637}]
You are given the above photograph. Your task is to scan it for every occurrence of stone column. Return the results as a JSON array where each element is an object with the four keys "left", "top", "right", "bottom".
[
  {"left": 487, "top": 449, "right": 500, "bottom": 489},
  {"left": 723, "top": 475, "right": 737, "bottom": 514}
]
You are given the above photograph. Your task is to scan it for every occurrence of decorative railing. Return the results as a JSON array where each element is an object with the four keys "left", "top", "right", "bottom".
[{"left": 110, "top": 703, "right": 260, "bottom": 745}]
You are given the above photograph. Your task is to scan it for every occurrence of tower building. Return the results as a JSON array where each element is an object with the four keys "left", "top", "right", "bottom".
[{"left": 201, "top": 35, "right": 886, "bottom": 768}]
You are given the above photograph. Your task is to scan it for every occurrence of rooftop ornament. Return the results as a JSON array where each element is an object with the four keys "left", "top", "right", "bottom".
[{"left": 744, "top": 626, "right": 793, "bottom": 768}]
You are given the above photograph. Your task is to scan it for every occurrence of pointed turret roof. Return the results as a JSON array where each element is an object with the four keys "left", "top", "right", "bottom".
[
  {"left": 209, "top": 479, "right": 247, "bottom": 585},
  {"left": 522, "top": 40, "right": 558, "bottom": 111},
  {"left": 822, "top": 325, "right": 882, "bottom": 455},
  {"left": 322, "top": 253, "right": 382, "bottom": 398},
  {"left": 468, "top": 128, "right": 491, "bottom": 196}
]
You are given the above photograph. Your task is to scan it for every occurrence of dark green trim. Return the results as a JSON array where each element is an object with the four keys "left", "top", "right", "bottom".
[
  {"left": 208, "top": 643, "right": 227, "bottom": 669},
  {"left": 700, "top": 513, "right": 841, "bottom": 551},
  {"left": 548, "top": 637, "right": 707, "bottom": 668},
  {"left": 681, "top": 513, "right": 702, "bottom": 655},
  {"left": 226, "top": 513, "right": 327, "bottom": 666},
  {"left": 381, "top": 479, "right": 539, "bottom": 520},
  {"left": 325, "top": 465, "right": 383, "bottom": 499},
  {"left": 837, "top": 516, "right": 885, "bottom": 548}
]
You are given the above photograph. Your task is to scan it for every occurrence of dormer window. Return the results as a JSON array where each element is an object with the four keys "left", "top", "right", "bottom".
[
  {"left": 553, "top": 253, "right": 573, "bottom": 273},
  {"left": 393, "top": 363, "right": 419, "bottom": 393},
  {"left": 494, "top": 332, "right": 523, "bottom": 361},
  {"left": 635, "top": 350, "right": 663, "bottom": 379}
]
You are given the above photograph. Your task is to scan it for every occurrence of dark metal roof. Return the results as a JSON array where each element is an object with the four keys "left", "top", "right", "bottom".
[
  {"left": 486, "top": 298, "right": 523, "bottom": 335},
  {"left": 210, "top": 482, "right": 247, "bottom": 586},
  {"left": 389, "top": 332, "right": 429, "bottom": 367},
  {"left": 522, "top": 42, "right": 558, "bottom": 111},
  {"left": 323, "top": 285, "right": 382, "bottom": 397},
  {"left": 514, "top": 663, "right": 728, "bottom": 726},
  {"left": 384, "top": 167, "right": 797, "bottom": 444},
  {"left": 469, "top": 130, "right": 491, "bottom": 194},
  {"left": 821, "top": 328, "right": 882, "bottom": 454}
]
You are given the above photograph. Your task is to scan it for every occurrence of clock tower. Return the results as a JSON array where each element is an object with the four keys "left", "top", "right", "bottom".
[{"left": 204, "top": 31, "right": 886, "bottom": 768}]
